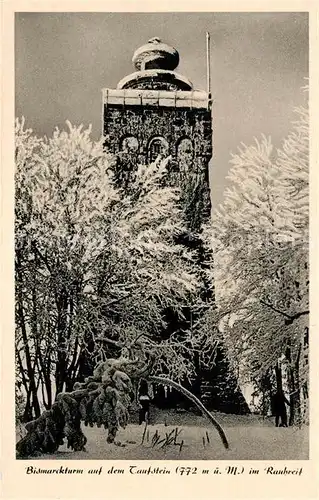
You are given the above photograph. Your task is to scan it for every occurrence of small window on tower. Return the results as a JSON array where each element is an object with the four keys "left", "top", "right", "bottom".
[
  {"left": 121, "top": 136, "right": 139, "bottom": 153},
  {"left": 148, "top": 137, "right": 169, "bottom": 163}
]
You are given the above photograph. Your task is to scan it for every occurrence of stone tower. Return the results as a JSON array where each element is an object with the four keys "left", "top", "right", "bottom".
[
  {"left": 102, "top": 38, "right": 249, "bottom": 413},
  {"left": 102, "top": 37, "right": 212, "bottom": 231}
]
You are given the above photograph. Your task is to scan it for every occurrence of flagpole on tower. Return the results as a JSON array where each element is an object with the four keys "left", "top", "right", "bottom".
[{"left": 206, "top": 31, "right": 211, "bottom": 96}]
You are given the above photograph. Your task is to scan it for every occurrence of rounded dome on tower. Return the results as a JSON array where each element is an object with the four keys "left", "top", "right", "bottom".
[
  {"left": 117, "top": 37, "right": 193, "bottom": 91},
  {"left": 132, "top": 37, "right": 179, "bottom": 71}
]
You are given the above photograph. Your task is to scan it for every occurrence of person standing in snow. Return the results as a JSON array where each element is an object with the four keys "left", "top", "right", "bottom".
[
  {"left": 138, "top": 379, "right": 153, "bottom": 424},
  {"left": 272, "top": 389, "right": 291, "bottom": 427}
]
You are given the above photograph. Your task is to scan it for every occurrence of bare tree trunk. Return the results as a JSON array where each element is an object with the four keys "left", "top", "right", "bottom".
[
  {"left": 286, "top": 344, "right": 301, "bottom": 426},
  {"left": 16, "top": 261, "right": 41, "bottom": 418},
  {"left": 37, "top": 352, "right": 53, "bottom": 410},
  {"left": 22, "top": 387, "right": 33, "bottom": 422},
  {"left": 55, "top": 289, "right": 69, "bottom": 395},
  {"left": 274, "top": 362, "right": 283, "bottom": 392}
]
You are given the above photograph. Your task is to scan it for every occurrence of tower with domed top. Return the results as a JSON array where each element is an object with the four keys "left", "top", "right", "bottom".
[
  {"left": 102, "top": 38, "right": 250, "bottom": 413},
  {"left": 102, "top": 37, "right": 212, "bottom": 231}
]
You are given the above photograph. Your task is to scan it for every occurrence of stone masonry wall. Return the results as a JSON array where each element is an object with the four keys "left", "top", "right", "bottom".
[
  {"left": 103, "top": 105, "right": 212, "bottom": 162},
  {"left": 103, "top": 104, "right": 212, "bottom": 230},
  {"left": 102, "top": 99, "right": 249, "bottom": 412}
]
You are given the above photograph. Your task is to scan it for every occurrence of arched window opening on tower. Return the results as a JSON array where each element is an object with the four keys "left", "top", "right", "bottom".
[
  {"left": 148, "top": 137, "right": 169, "bottom": 163},
  {"left": 121, "top": 136, "right": 139, "bottom": 153},
  {"left": 177, "top": 138, "right": 194, "bottom": 175}
]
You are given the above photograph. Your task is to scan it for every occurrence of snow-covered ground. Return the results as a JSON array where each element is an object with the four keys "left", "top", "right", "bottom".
[{"left": 21, "top": 411, "right": 308, "bottom": 461}]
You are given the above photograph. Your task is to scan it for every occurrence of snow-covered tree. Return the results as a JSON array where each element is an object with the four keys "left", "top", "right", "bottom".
[
  {"left": 15, "top": 119, "right": 203, "bottom": 420},
  {"left": 202, "top": 89, "right": 309, "bottom": 424}
]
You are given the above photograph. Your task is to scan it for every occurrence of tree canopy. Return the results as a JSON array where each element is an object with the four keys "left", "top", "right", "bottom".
[
  {"left": 15, "top": 119, "right": 205, "bottom": 420},
  {"left": 201, "top": 89, "right": 309, "bottom": 422}
]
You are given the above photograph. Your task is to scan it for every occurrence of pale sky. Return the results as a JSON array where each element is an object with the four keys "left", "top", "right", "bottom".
[{"left": 15, "top": 12, "right": 308, "bottom": 207}]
